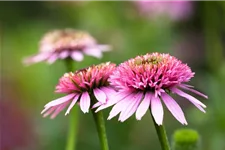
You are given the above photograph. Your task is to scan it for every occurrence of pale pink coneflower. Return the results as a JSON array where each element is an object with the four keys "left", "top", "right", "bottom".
[
  {"left": 23, "top": 29, "right": 111, "bottom": 65},
  {"left": 98, "top": 53, "right": 207, "bottom": 125},
  {"left": 41, "top": 62, "right": 116, "bottom": 119}
]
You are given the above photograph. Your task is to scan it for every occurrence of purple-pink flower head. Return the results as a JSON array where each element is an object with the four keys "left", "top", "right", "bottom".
[
  {"left": 136, "top": 1, "right": 193, "bottom": 21},
  {"left": 41, "top": 62, "right": 116, "bottom": 119},
  {"left": 104, "top": 53, "right": 207, "bottom": 125},
  {"left": 23, "top": 29, "right": 111, "bottom": 65}
]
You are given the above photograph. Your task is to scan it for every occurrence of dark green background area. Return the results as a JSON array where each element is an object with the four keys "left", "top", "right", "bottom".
[{"left": 1, "top": 1, "right": 225, "bottom": 150}]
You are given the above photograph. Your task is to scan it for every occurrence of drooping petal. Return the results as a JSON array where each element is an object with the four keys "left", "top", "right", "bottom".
[
  {"left": 100, "top": 87, "right": 116, "bottom": 98},
  {"left": 180, "top": 84, "right": 194, "bottom": 88},
  {"left": 65, "top": 94, "right": 80, "bottom": 115},
  {"left": 94, "top": 88, "right": 107, "bottom": 103},
  {"left": 114, "top": 90, "right": 133, "bottom": 101},
  {"left": 191, "top": 102, "right": 206, "bottom": 113},
  {"left": 41, "top": 106, "right": 51, "bottom": 114},
  {"left": 23, "top": 52, "right": 51, "bottom": 65},
  {"left": 71, "top": 51, "right": 84, "bottom": 61},
  {"left": 92, "top": 102, "right": 102, "bottom": 109},
  {"left": 136, "top": 92, "right": 152, "bottom": 120},
  {"left": 42, "top": 107, "right": 55, "bottom": 117},
  {"left": 151, "top": 96, "right": 164, "bottom": 125},
  {"left": 172, "top": 88, "right": 206, "bottom": 112},
  {"left": 161, "top": 93, "right": 187, "bottom": 125},
  {"left": 47, "top": 53, "right": 58, "bottom": 64},
  {"left": 50, "top": 102, "right": 70, "bottom": 119},
  {"left": 45, "top": 93, "right": 76, "bottom": 108},
  {"left": 80, "top": 92, "right": 90, "bottom": 113},
  {"left": 95, "top": 98, "right": 119, "bottom": 113},
  {"left": 83, "top": 48, "right": 102, "bottom": 58},
  {"left": 179, "top": 84, "right": 208, "bottom": 99},
  {"left": 59, "top": 51, "right": 69, "bottom": 59},
  {"left": 119, "top": 92, "right": 143, "bottom": 122},
  {"left": 172, "top": 88, "right": 206, "bottom": 108},
  {"left": 107, "top": 93, "right": 135, "bottom": 120},
  {"left": 96, "top": 91, "right": 131, "bottom": 113}
]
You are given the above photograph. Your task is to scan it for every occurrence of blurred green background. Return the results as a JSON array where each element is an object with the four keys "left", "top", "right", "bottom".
[{"left": 1, "top": 1, "right": 225, "bottom": 150}]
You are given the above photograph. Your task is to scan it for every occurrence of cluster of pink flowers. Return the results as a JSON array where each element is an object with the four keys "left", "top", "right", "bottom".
[
  {"left": 41, "top": 52, "right": 207, "bottom": 125},
  {"left": 24, "top": 28, "right": 207, "bottom": 125}
]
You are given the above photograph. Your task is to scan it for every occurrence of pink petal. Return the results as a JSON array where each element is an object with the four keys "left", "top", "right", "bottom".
[
  {"left": 23, "top": 52, "right": 51, "bottom": 65},
  {"left": 107, "top": 93, "right": 134, "bottom": 120},
  {"left": 96, "top": 91, "right": 131, "bottom": 113},
  {"left": 41, "top": 106, "right": 51, "bottom": 114},
  {"left": 172, "top": 88, "right": 206, "bottom": 108},
  {"left": 59, "top": 51, "right": 69, "bottom": 59},
  {"left": 119, "top": 92, "right": 143, "bottom": 122},
  {"left": 45, "top": 93, "right": 76, "bottom": 108},
  {"left": 161, "top": 93, "right": 187, "bottom": 125},
  {"left": 95, "top": 98, "right": 118, "bottom": 113},
  {"left": 92, "top": 102, "right": 102, "bottom": 109},
  {"left": 65, "top": 94, "right": 80, "bottom": 115},
  {"left": 80, "top": 92, "right": 90, "bottom": 113},
  {"left": 94, "top": 88, "right": 107, "bottom": 103},
  {"left": 136, "top": 92, "right": 152, "bottom": 120},
  {"left": 151, "top": 96, "right": 164, "bottom": 125},
  {"left": 42, "top": 107, "right": 55, "bottom": 117},
  {"left": 191, "top": 102, "right": 206, "bottom": 113},
  {"left": 180, "top": 84, "right": 194, "bottom": 88},
  {"left": 50, "top": 102, "right": 69, "bottom": 119},
  {"left": 179, "top": 84, "right": 208, "bottom": 99},
  {"left": 71, "top": 51, "right": 84, "bottom": 61},
  {"left": 100, "top": 87, "right": 116, "bottom": 98},
  {"left": 47, "top": 53, "right": 58, "bottom": 64},
  {"left": 83, "top": 48, "right": 102, "bottom": 58},
  {"left": 114, "top": 91, "right": 132, "bottom": 100}
]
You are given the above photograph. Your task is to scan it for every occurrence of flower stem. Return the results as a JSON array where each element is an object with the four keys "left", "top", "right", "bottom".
[
  {"left": 150, "top": 112, "right": 171, "bottom": 150},
  {"left": 66, "top": 107, "right": 79, "bottom": 150},
  {"left": 91, "top": 109, "right": 109, "bottom": 150},
  {"left": 65, "top": 58, "right": 79, "bottom": 150}
]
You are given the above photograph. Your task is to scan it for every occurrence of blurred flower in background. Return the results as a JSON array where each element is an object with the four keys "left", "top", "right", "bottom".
[
  {"left": 135, "top": 1, "right": 193, "bottom": 21},
  {"left": 41, "top": 62, "right": 116, "bottom": 118},
  {"left": 23, "top": 29, "right": 111, "bottom": 65}
]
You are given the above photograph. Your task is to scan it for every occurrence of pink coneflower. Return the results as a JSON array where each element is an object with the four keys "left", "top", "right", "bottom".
[
  {"left": 98, "top": 53, "right": 207, "bottom": 125},
  {"left": 136, "top": 1, "right": 193, "bottom": 21},
  {"left": 23, "top": 29, "right": 111, "bottom": 65},
  {"left": 41, "top": 62, "right": 116, "bottom": 118}
]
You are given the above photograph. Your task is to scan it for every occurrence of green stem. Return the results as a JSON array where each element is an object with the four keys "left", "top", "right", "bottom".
[
  {"left": 91, "top": 109, "right": 109, "bottom": 150},
  {"left": 65, "top": 58, "right": 74, "bottom": 72},
  {"left": 150, "top": 112, "right": 171, "bottom": 150},
  {"left": 65, "top": 58, "right": 79, "bottom": 150},
  {"left": 66, "top": 107, "right": 79, "bottom": 150}
]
